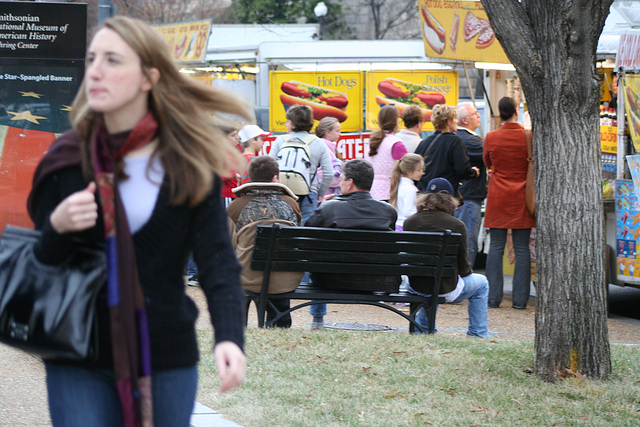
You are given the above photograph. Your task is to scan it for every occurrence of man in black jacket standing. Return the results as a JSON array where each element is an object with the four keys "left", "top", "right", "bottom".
[{"left": 454, "top": 102, "right": 487, "bottom": 267}]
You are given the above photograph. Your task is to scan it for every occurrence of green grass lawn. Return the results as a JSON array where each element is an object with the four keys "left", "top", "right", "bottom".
[{"left": 197, "top": 328, "right": 640, "bottom": 426}]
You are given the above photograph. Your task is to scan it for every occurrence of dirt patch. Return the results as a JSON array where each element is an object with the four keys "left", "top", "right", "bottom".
[{"left": 187, "top": 286, "right": 640, "bottom": 345}]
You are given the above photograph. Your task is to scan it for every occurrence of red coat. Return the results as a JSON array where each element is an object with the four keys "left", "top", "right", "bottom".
[{"left": 483, "top": 122, "right": 535, "bottom": 229}]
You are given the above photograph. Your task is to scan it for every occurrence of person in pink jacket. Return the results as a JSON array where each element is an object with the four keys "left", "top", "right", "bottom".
[
  {"left": 483, "top": 97, "right": 536, "bottom": 309},
  {"left": 366, "top": 105, "right": 408, "bottom": 201}
]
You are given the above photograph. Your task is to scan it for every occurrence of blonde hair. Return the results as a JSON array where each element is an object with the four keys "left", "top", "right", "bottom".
[
  {"left": 430, "top": 104, "right": 457, "bottom": 131},
  {"left": 74, "top": 16, "right": 251, "bottom": 206},
  {"left": 315, "top": 117, "right": 339, "bottom": 138},
  {"left": 389, "top": 153, "right": 423, "bottom": 208}
]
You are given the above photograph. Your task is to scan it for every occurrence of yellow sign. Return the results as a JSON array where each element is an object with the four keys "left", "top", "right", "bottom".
[
  {"left": 623, "top": 75, "right": 640, "bottom": 151},
  {"left": 270, "top": 71, "right": 364, "bottom": 133},
  {"left": 366, "top": 71, "right": 458, "bottom": 131},
  {"left": 152, "top": 20, "right": 211, "bottom": 62},
  {"left": 601, "top": 125, "right": 617, "bottom": 153},
  {"left": 417, "top": 0, "right": 509, "bottom": 63}
]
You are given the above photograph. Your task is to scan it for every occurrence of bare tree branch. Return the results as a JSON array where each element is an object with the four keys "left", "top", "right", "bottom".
[
  {"left": 377, "top": 1, "right": 418, "bottom": 39},
  {"left": 362, "top": 0, "right": 417, "bottom": 39}
]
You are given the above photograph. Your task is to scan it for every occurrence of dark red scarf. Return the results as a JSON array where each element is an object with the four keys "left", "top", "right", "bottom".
[{"left": 92, "top": 112, "right": 157, "bottom": 427}]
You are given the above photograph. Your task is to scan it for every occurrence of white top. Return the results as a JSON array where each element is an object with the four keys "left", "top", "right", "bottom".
[
  {"left": 395, "top": 176, "right": 418, "bottom": 230},
  {"left": 407, "top": 275, "right": 464, "bottom": 303},
  {"left": 119, "top": 155, "right": 164, "bottom": 233},
  {"left": 395, "top": 129, "right": 422, "bottom": 154}
]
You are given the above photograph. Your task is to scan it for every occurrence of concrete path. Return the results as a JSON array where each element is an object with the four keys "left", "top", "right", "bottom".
[{"left": 0, "top": 343, "right": 241, "bottom": 427}]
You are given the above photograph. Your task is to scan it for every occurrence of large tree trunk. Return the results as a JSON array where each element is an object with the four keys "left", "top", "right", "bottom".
[{"left": 480, "top": 0, "right": 613, "bottom": 381}]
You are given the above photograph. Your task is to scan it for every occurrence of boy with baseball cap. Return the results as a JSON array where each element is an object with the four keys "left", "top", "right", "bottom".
[{"left": 238, "top": 125, "right": 271, "bottom": 185}]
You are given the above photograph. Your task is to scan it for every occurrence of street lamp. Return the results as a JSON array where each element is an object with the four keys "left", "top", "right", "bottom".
[{"left": 314, "top": 1, "right": 328, "bottom": 40}]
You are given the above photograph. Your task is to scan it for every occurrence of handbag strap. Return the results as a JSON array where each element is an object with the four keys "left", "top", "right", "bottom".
[
  {"left": 526, "top": 130, "right": 533, "bottom": 163},
  {"left": 419, "top": 132, "right": 444, "bottom": 159}
]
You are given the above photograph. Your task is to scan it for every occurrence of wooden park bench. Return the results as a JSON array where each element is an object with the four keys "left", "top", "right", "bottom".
[{"left": 245, "top": 223, "right": 461, "bottom": 334}]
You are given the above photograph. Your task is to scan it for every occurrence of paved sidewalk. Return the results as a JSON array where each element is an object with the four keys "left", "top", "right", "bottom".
[{"left": 0, "top": 343, "right": 241, "bottom": 427}]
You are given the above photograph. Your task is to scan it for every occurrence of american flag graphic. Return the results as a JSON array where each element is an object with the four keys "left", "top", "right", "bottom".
[{"left": 0, "top": 63, "right": 82, "bottom": 230}]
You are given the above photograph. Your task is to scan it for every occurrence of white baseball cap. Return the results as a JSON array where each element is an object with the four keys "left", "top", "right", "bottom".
[{"left": 238, "top": 125, "right": 271, "bottom": 142}]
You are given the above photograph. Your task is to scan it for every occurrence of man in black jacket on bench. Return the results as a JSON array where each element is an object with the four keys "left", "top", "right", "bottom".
[{"left": 305, "top": 159, "right": 398, "bottom": 329}]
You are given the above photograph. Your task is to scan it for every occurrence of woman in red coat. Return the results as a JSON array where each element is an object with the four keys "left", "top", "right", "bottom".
[{"left": 483, "top": 97, "right": 535, "bottom": 309}]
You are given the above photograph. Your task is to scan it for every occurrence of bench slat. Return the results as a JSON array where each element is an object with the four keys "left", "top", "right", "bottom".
[
  {"left": 253, "top": 237, "right": 459, "bottom": 256},
  {"left": 255, "top": 225, "right": 458, "bottom": 243},
  {"left": 251, "top": 260, "right": 457, "bottom": 276},
  {"left": 251, "top": 248, "right": 458, "bottom": 266}
]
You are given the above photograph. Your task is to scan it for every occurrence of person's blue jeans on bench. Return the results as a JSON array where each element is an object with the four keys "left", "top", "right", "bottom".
[{"left": 408, "top": 273, "right": 489, "bottom": 338}]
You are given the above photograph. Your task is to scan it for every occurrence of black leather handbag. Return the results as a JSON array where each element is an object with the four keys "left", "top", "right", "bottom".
[{"left": 0, "top": 226, "right": 105, "bottom": 360}]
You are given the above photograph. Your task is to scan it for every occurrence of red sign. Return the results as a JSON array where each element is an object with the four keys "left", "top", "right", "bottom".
[{"left": 260, "top": 133, "right": 371, "bottom": 161}]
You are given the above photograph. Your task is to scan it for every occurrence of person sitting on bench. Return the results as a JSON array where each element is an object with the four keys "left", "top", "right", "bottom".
[
  {"left": 305, "top": 159, "right": 399, "bottom": 329},
  {"left": 404, "top": 177, "right": 490, "bottom": 338},
  {"left": 227, "top": 156, "right": 302, "bottom": 328}
]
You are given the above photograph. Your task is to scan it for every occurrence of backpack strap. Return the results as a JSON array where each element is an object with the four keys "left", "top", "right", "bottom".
[
  {"left": 301, "top": 134, "right": 316, "bottom": 145},
  {"left": 301, "top": 135, "right": 321, "bottom": 187}
]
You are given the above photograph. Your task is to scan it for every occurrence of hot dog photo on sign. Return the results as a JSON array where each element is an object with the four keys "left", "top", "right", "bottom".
[
  {"left": 280, "top": 81, "right": 349, "bottom": 122},
  {"left": 376, "top": 77, "right": 445, "bottom": 123},
  {"left": 420, "top": 4, "right": 495, "bottom": 56}
]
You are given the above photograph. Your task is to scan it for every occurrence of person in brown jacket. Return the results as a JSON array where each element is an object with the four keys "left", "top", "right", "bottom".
[
  {"left": 227, "top": 156, "right": 302, "bottom": 327},
  {"left": 404, "top": 177, "right": 489, "bottom": 338},
  {"left": 483, "top": 97, "right": 536, "bottom": 309}
]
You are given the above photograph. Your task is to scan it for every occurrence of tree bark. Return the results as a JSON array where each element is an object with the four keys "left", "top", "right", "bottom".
[{"left": 480, "top": 0, "right": 613, "bottom": 381}]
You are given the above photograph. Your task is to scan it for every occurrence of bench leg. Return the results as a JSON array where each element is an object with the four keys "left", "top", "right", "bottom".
[
  {"left": 426, "top": 303, "right": 438, "bottom": 334},
  {"left": 408, "top": 302, "right": 433, "bottom": 335},
  {"left": 264, "top": 299, "right": 292, "bottom": 328},
  {"left": 244, "top": 298, "right": 251, "bottom": 327}
]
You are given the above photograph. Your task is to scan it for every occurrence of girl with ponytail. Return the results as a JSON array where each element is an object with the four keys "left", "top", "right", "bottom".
[{"left": 389, "top": 153, "right": 424, "bottom": 231}]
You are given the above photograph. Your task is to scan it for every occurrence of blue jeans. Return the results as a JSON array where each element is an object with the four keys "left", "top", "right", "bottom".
[
  {"left": 413, "top": 273, "right": 489, "bottom": 338},
  {"left": 453, "top": 199, "right": 483, "bottom": 267},
  {"left": 486, "top": 228, "right": 531, "bottom": 308},
  {"left": 45, "top": 363, "right": 198, "bottom": 427},
  {"left": 299, "top": 191, "right": 318, "bottom": 225},
  {"left": 301, "top": 192, "right": 324, "bottom": 316},
  {"left": 309, "top": 301, "right": 328, "bottom": 317},
  {"left": 186, "top": 253, "right": 198, "bottom": 277}
]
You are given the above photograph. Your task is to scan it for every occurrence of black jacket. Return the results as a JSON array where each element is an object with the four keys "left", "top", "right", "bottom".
[
  {"left": 306, "top": 191, "right": 397, "bottom": 230},
  {"left": 415, "top": 131, "right": 476, "bottom": 193},
  {"left": 29, "top": 133, "right": 245, "bottom": 370},
  {"left": 305, "top": 191, "right": 400, "bottom": 292},
  {"left": 455, "top": 128, "right": 487, "bottom": 200}
]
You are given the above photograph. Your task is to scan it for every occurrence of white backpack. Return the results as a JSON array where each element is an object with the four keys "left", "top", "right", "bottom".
[{"left": 275, "top": 134, "right": 317, "bottom": 196}]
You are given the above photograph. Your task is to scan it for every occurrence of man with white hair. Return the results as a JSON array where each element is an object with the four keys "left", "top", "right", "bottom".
[{"left": 454, "top": 102, "right": 487, "bottom": 267}]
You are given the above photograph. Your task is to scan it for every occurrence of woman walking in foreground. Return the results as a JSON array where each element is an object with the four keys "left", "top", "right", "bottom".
[{"left": 28, "top": 16, "right": 249, "bottom": 427}]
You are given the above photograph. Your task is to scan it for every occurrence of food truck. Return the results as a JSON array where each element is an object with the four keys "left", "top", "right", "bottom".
[{"left": 609, "top": 30, "right": 640, "bottom": 289}]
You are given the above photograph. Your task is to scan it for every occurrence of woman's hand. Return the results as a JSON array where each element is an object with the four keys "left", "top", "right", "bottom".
[
  {"left": 49, "top": 182, "right": 98, "bottom": 234},
  {"left": 472, "top": 166, "right": 480, "bottom": 177},
  {"left": 214, "top": 341, "right": 246, "bottom": 393}
]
